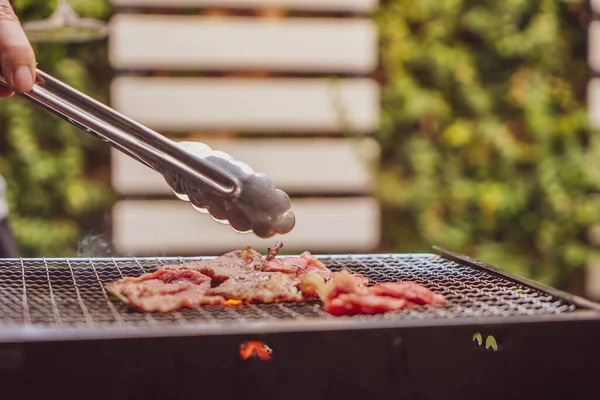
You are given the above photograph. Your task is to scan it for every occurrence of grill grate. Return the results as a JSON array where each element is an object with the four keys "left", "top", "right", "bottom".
[{"left": 0, "top": 254, "right": 578, "bottom": 328}]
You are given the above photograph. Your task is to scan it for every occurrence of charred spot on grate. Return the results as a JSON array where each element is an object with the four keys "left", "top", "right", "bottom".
[{"left": 0, "top": 255, "right": 579, "bottom": 327}]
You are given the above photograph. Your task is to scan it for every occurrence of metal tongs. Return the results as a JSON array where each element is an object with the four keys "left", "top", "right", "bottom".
[{"left": 0, "top": 69, "right": 295, "bottom": 238}]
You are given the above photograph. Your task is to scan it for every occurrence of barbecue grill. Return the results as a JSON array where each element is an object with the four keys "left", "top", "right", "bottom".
[{"left": 1, "top": 247, "right": 599, "bottom": 400}]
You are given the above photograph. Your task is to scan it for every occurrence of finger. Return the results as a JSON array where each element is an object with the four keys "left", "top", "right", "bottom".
[{"left": 0, "top": 1, "right": 36, "bottom": 93}]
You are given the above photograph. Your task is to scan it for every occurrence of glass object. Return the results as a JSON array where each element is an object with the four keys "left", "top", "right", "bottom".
[{"left": 22, "top": 0, "right": 108, "bottom": 43}]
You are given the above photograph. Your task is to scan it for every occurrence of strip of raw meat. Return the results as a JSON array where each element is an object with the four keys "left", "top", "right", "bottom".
[
  {"left": 207, "top": 271, "right": 303, "bottom": 303},
  {"left": 106, "top": 269, "right": 225, "bottom": 313}
]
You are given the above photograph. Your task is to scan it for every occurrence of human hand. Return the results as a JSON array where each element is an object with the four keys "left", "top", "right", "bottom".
[{"left": 0, "top": 0, "right": 36, "bottom": 98}]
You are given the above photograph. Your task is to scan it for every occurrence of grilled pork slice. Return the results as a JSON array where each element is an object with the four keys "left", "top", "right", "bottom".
[
  {"left": 106, "top": 269, "right": 225, "bottom": 313},
  {"left": 300, "top": 269, "right": 446, "bottom": 316},
  {"left": 107, "top": 243, "right": 376, "bottom": 313},
  {"left": 369, "top": 282, "right": 446, "bottom": 306},
  {"left": 326, "top": 293, "right": 409, "bottom": 315},
  {"left": 159, "top": 247, "right": 265, "bottom": 281},
  {"left": 206, "top": 271, "right": 303, "bottom": 303}
]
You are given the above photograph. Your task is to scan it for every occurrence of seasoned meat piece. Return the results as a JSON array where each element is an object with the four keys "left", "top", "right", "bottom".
[
  {"left": 369, "top": 282, "right": 446, "bottom": 306},
  {"left": 266, "top": 241, "right": 283, "bottom": 261},
  {"left": 105, "top": 269, "right": 225, "bottom": 313},
  {"left": 106, "top": 242, "right": 443, "bottom": 317},
  {"left": 300, "top": 269, "right": 446, "bottom": 316},
  {"left": 160, "top": 247, "right": 265, "bottom": 281},
  {"left": 207, "top": 271, "right": 303, "bottom": 303},
  {"left": 325, "top": 293, "right": 409, "bottom": 316},
  {"left": 261, "top": 256, "right": 307, "bottom": 274},
  {"left": 298, "top": 252, "right": 369, "bottom": 287}
]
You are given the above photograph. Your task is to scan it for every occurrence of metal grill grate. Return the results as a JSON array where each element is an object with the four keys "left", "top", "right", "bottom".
[{"left": 0, "top": 254, "right": 579, "bottom": 328}]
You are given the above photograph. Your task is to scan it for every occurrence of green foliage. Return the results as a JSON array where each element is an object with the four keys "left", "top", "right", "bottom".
[
  {"left": 0, "top": 0, "right": 114, "bottom": 257},
  {"left": 375, "top": 0, "right": 600, "bottom": 288}
]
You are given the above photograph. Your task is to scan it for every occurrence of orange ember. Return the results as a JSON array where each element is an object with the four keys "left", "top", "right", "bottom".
[
  {"left": 239, "top": 341, "right": 273, "bottom": 360},
  {"left": 225, "top": 299, "right": 243, "bottom": 306}
]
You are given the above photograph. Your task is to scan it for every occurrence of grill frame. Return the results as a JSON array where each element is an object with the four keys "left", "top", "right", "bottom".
[
  {"left": 1, "top": 247, "right": 599, "bottom": 343},
  {"left": 2, "top": 248, "right": 600, "bottom": 400}
]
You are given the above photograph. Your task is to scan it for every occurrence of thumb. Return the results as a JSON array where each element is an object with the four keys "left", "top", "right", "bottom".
[{"left": 0, "top": 1, "right": 36, "bottom": 94}]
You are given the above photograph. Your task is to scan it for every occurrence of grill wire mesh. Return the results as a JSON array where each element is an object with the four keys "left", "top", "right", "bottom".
[{"left": 0, "top": 254, "right": 578, "bottom": 328}]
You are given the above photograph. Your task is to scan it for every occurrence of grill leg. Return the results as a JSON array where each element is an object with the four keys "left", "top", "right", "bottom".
[
  {"left": 0, "top": 218, "right": 19, "bottom": 258},
  {"left": 0, "top": 176, "right": 19, "bottom": 258}
]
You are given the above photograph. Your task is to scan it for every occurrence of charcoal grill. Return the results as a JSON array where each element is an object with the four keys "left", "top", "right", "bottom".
[{"left": 1, "top": 247, "right": 600, "bottom": 400}]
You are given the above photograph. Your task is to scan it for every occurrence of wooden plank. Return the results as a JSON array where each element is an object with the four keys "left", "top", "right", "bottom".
[
  {"left": 112, "top": 198, "right": 380, "bottom": 255},
  {"left": 111, "top": 77, "right": 379, "bottom": 132},
  {"left": 586, "top": 258, "right": 600, "bottom": 301},
  {"left": 111, "top": 138, "right": 379, "bottom": 195},
  {"left": 590, "top": 21, "right": 600, "bottom": 72},
  {"left": 110, "top": 0, "right": 379, "bottom": 13},
  {"left": 588, "top": 79, "right": 600, "bottom": 129},
  {"left": 109, "top": 15, "right": 377, "bottom": 73}
]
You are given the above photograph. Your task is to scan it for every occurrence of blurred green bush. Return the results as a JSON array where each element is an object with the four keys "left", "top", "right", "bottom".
[
  {"left": 0, "top": 0, "right": 114, "bottom": 257},
  {"left": 375, "top": 0, "right": 600, "bottom": 290}
]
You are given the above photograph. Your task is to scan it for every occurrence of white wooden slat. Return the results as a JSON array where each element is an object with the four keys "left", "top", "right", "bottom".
[
  {"left": 111, "top": 77, "right": 379, "bottom": 132},
  {"left": 109, "top": 15, "right": 377, "bottom": 73},
  {"left": 586, "top": 258, "right": 600, "bottom": 301},
  {"left": 589, "top": 21, "right": 600, "bottom": 72},
  {"left": 110, "top": 0, "right": 378, "bottom": 13},
  {"left": 588, "top": 79, "right": 600, "bottom": 129},
  {"left": 112, "top": 198, "right": 380, "bottom": 255},
  {"left": 111, "top": 138, "right": 379, "bottom": 195}
]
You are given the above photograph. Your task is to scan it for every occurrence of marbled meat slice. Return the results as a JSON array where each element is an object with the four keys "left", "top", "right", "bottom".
[
  {"left": 105, "top": 269, "right": 225, "bottom": 313},
  {"left": 326, "top": 293, "right": 409, "bottom": 316},
  {"left": 207, "top": 271, "right": 303, "bottom": 303},
  {"left": 369, "top": 282, "right": 446, "bottom": 306},
  {"left": 300, "top": 269, "right": 446, "bottom": 316},
  {"left": 159, "top": 247, "right": 265, "bottom": 281},
  {"left": 261, "top": 250, "right": 369, "bottom": 286}
]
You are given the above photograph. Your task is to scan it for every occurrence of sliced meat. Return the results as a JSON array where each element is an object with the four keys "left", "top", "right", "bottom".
[
  {"left": 299, "top": 252, "right": 369, "bottom": 287},
  {"left": 207, "top": 271, "right": 303, "bottom": 303},
  {"left": 325, "top": 293, "right": 410, "bottom": 316},
  {"left": 261, "top": 256, "right": 307, "bottom": 274},
  {"left": 106, "top": 243, "right": 445, "bottom": 317},
  {"left": 159, "top": 247, "right": 264, "bottom": 281},
  {"left": 300, "top": 269, "right": 446, "bottom": 316},
  {"left": 266, "top": 241, "right": 283, "bottom": 261},
  {"left": 301, "top": 251, "right": 334, "bottom": 278},
  {"left": 260, "top": 241, "right": 308, "bottom": 274},
  {"left": 369, "top": 282, "right": 446, "bottom": 306},
  {"left": 105, "top": 269, "right": 225, "bottom": 313}
]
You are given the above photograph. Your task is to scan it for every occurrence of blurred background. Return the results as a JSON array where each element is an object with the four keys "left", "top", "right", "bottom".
[{"left": 1, "top": 0, "right": 600, "bottom": 299}]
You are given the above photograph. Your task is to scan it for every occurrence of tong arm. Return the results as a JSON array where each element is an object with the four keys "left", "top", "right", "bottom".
[{"left": 0, "top": 68, "right": 239, "bottom": 196}]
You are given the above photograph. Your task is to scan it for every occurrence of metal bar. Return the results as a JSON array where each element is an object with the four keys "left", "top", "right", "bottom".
[
  {"left": 132, "top": 257, "right": 160, "bottom": 327},
  {"left": 0, "top": 70, "right": 239, "bottom": 195},
  {"left": 19, "top": 258, "right": 31, "bottom": 325},
  {"left": 1, "top": 253, "right": 597, "bottom": 332},
  {"left": 0, "top": 253, "right": 437, "bottom": 263},
  {"left": 276, "top": 303, "right": 306, "bottom": 320},
  {"left": 42, "top": 258, "right": 63, "bottom": 326},
  {"left": 90, "top": 258, "right": 125, "bottom": 326},
  {"left": 1, "top": 311, "right": 600, "bottom": 344},
  {"left": 154, "top": 257, "right": 186, "bottom": 326},
  {"left": 390, "top": 255, "right": 530, "bottom": 316},
  {"left": 434, "top": 246, "right": 600, "bottom": 312},
  {"left": 66, "top": 259, "right": 94, "bottom": 326}
]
